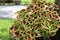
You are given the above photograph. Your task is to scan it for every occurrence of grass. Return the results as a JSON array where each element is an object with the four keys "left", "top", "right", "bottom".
[
  {"left": 21, "top": 0, "right": 30, "bottom": 5},
  {"left": 47, "top": 0, "right": 55, "bottom": 4},
  {"left": 0, "top": 18, "right": 15, "bottom": 40}
]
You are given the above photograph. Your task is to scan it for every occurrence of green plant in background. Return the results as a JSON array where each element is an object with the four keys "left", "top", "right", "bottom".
[
  {"left": 46, "top": 0, "right": 55, "bottom": 4},
  {"left": 21, "top": 0, "right": 30, "bottom": 5},
  {"left": 9, "top": 0, "right": 60, "bottom": 40}
]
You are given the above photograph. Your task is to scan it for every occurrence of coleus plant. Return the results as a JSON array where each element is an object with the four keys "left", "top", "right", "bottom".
[{"left": 9, "top": 0, "right": 60, "bottom": 40}]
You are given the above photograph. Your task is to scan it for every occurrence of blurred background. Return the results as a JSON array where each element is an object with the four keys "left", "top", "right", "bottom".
[
  {"left": 0, "top": 0, "right": 30, "bottom": 5},
  {"left": 0, "top": 0, "right": 55, "bottom": 5}
]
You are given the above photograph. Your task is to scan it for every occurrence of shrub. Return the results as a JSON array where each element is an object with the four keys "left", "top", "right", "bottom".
[{"left": 9, "top": 0, "right": 60, "bottom": 40}]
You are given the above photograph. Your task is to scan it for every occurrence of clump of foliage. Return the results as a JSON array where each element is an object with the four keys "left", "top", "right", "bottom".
[{"left": 9, "top": 0, "right": 60, "bottom": 40}]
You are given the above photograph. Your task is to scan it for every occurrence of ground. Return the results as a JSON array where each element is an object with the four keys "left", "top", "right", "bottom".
[{"left": 0, "top": 5, "right": 27, "bottom": 19}]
